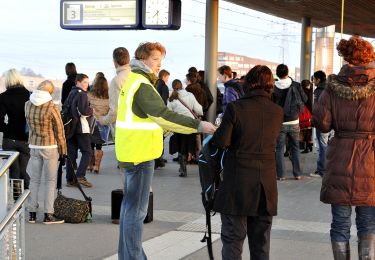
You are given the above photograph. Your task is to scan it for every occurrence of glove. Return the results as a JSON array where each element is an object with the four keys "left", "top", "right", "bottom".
[{"left": 59, "top": 154, "right": 66, "bottom": 166}]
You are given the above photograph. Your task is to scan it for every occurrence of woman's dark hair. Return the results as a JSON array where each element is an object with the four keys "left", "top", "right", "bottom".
[
  {"left": 91, "top": 76, "right": 109, "bottom": 99},
  {"left": 198, "top": 70, "right": 205, "bottom": 82},
  {"left": 188, "top": 67, "right": 198, "bottom": 74},
  {"left": 169, "top": 79, "right": 183, "bottom": 102},
  {"left": 186, "top": 73, "right": 198, "bottom": 84},
  {"left": 337, "top": 35, "right": 375, "bottom": 65},
  {"left": 65, "top": 62, "right": 77, "bottom": 77},
  {"left": 243, "top": 65, "right": 274, "bottom": 94},
  {"left": 301, "top": 79, "right": 311, "bottom": 89}
]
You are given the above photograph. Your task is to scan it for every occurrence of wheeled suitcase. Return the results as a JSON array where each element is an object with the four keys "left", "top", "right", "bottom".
[
  {"left": 111, "top": 189, "right": 123, "bottom": 221},
  {"left": 144, "top": 191, "right": 153, "bottom": 223},
  {"left": 111, "top": 189, "right": 153, "bottom": 223}
]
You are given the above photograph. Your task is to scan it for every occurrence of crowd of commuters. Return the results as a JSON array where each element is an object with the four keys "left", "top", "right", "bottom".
[{"left": 0, "top": 34, "right": 373, "bottom": 259}]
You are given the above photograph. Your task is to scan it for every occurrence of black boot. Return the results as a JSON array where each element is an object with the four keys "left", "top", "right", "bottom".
[
  {"left": 358, "top": 234, "right": 375, "bottom": 260},
  {"left": 331, "top": 241, "right": 350, "bottom": 260},
  {"left": 178, "top": 154, "right": 187, "bottom": 177}
]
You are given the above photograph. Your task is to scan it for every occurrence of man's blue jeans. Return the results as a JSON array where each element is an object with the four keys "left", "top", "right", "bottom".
[
  {"left": 315, "top": 129, "right": 329, "bottom": 176},
  {"left": 276, "top": 124, "right": 302, "bottom": 178},
  {"left": 331, "top": 205, "right": 375, "bottom": 242},
  {"left": 118, "top": 160, "right": 154, "bottom": 260}
]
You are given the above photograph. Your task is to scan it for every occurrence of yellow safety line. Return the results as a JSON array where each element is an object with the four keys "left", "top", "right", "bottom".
[
  {"left": 341, "top": 0, "right": 344, "bottom": 39},
  {"left": 340, "top": 0, "right": 345, "bottom": 67}
]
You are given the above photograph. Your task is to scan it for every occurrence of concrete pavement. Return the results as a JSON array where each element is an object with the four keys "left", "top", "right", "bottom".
[{"left": 22, "top": 142, "right": 359, "bottom": 260}]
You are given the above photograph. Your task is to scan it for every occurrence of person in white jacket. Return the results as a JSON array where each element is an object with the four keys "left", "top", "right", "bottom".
[{"left": 167, "top": 79, "right": 203, "bottom": 177}]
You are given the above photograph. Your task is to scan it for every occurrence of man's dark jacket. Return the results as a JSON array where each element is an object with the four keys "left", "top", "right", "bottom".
[
  {"left": 272, "top": 78, "right": 307, "bottom": 122},
  {"left": 156, "top": 79, "right": 169, "bottom": 105}
]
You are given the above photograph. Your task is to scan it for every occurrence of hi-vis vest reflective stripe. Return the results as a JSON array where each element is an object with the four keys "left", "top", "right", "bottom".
[{"left": 115, "top": 72, "right": 163, "bottom": 163}]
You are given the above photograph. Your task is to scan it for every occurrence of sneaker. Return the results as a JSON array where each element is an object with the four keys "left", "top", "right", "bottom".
[
  {"left": 277, "top": 177, "right": 286, "bottom": 181},
  {"left": 77, "top": 177, "right": 93, "bottom": 188},
  {"left": 43, "top": 213, "right": 64, "bottom": 224},
  {"left": 66, "top": 180, "right": 78, "bottom": 187},
  {"left": 310, "top": 171, "right": 323, "bottom": 178},
  {"left": 294, "top": 176, "right": 302, "bottom": 180},
  {"left": 28, "top": 212, "right": 36, "bottom": 223}
]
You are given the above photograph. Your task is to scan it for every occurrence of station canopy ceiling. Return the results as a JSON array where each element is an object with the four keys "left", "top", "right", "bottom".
[{"left": 226, "top": 0, "right": 375, "bottom": 38}]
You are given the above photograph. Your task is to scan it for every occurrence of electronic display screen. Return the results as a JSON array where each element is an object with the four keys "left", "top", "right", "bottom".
[{"left": 61, "top": 0, "right": 140, "bottom": 29}]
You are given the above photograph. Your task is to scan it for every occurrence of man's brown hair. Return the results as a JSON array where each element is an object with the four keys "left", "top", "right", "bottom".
[
  {"left": 218, "top": 65, "right": 232, "bottom": 78},
  {"left": 135, "top": 42, "right": 166, "bottom": 60},
  {"left": 158, "top": 69, "right": 170, "bottom": 79},
  {"left": 75, "top": 73, "right": 88, "bottom": 83},
  {"left": 113, "top": 47, "right": 130, "bottom": 66}
]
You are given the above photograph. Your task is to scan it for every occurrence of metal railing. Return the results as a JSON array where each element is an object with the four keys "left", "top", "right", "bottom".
[{"left": 0, "top": 151, "right": 30, "bottom": 260}]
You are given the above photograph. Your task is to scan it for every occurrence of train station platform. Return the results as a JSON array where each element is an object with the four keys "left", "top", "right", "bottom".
[{"left": 25, "top": 143, "right": 358, "bottom": 260}]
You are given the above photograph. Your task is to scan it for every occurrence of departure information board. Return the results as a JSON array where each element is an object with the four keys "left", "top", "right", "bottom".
[{"left": 60, "top": 0, "right": 140, "bottom": 29}]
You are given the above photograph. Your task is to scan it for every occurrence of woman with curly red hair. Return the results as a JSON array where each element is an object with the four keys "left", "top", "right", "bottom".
[{"left": 313, "top": 35, "right": 375, "bottom": 259}]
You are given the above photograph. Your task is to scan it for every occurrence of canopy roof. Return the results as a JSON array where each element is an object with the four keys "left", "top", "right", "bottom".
[{"left": 226, "top": 0, "right": 375, "bottom": 38}]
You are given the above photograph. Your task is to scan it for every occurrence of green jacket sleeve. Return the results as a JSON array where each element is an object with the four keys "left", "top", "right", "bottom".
[{"left": 133, "top": 83, "right": 200, "bottom": 134}]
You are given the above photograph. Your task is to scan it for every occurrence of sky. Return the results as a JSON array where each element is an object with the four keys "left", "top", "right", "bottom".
[{"left": 0, "top": 0, "right": 360, "bottom": 82}]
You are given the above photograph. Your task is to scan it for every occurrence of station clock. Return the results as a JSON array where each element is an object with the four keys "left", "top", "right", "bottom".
[{"left": 142, "top": 0, "right": 181, "bottom": 30}]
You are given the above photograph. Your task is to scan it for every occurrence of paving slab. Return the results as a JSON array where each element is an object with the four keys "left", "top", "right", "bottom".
[{"left": 7, "top": 141, "right": 358, "bottom": 260}]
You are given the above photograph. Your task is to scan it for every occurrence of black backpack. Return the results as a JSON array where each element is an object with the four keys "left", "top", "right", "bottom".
[
  {"left": 283, "top": 82, "right": 305, "bottom": 118},
  {"left": 61, "top": 91, "right": 79, "bottom": 139},
  {"left": 198, "top": 135, "right": 225, "bottom": 260}
]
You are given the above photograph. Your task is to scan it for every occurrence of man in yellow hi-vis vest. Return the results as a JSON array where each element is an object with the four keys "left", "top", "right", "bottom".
[{"left": 116, "top": 42, "right": 217, "bottom": 260}]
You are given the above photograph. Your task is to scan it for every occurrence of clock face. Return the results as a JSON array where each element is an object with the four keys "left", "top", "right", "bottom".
[{"left": 145, "top": 0, "right": 170, "bottom": 25}]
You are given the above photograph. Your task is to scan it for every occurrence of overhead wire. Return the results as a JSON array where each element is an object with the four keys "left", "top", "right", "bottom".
[{"left": 190, "top": 0, "right": 299, "bottom": 27}]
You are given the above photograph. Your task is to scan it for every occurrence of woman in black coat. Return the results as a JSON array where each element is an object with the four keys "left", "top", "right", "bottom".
[
  {"left": 212, "top": 65, "right": 283, "bottom": 260},
  {"left": 0, "top": 69, "right": 30, "bottom": 189}
]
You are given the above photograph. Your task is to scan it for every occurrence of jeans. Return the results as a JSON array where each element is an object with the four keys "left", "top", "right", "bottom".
[
  {"left": 315, "top": 129, "right": 329, "bottom": 176},
  {"left": 221, "top": 214, "right": 273, "bottom": 260},
  {"left": 66, "top": 134, "right": 91, "bottom": 181},
  {"left": 27, "top": 148, "right": 59, "bottom": 213},
  {"left": 330, "top": 205, "right": 375, "bottom": 242},
  {"left": 2, "top": 138, "right": 30, "bottom": 189},
  {"left": 276, "top": 124, "right": 302, "bottom": 178},
  {"left": 118, "top": 160, "right": 154, "bottom": 260}
]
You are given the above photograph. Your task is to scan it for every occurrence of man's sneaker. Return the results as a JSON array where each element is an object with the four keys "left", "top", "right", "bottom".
[
  {"left": 295, "top": 176, "right": 302, "bottom": 180},
  {"left": 43, "top": 213, "right": 64, "bottom": 224},
  {"left": 28, "top": 212, "right": 36, "bottom": 223},
  {"left": 310, "top": 171, "right": 323, "bottom": 178},
  {"left": 277, "top": 177, "right": 286, "bottom": 181},
  {"left": 77, "top": 177, "right": 93, "bottom": 188},
  {"left": 66, "top": 180, "right": 78, "bottom": 187}
]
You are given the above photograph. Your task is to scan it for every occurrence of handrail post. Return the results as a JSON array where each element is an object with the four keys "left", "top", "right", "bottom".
[
  {"left": 0, "top": 165, "right": 7, "bottom": 220},
  {"left": 0, "top": 151, "right": 20, "bottom": 221}
]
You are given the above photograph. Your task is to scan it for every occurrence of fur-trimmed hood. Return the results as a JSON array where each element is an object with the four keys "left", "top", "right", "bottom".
[{"left": 327, "top": 64, "right": 375, "bottom": 100}]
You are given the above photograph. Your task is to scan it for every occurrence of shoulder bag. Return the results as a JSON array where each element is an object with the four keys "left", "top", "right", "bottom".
[{"left": 54, "top": 156, "right": 92, "bottom": 223}]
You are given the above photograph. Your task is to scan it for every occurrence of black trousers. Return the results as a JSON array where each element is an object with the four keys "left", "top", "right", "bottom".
[
  {"left": 2, "top": 138, "right": 30, "bottom": 189},
  {"left": 220, "top": 213, "right": 273, "bottom": 260},
  {"left": 66, "top": 133, "right": 91, "bottom": 181}
]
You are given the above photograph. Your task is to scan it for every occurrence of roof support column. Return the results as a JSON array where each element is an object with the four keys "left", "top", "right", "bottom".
[
  {"left": 300, "top": 17, "right": 312, "bottom": 81},
  {"left": 205, "top": 0, "right": 219, "bottom": 123}
]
